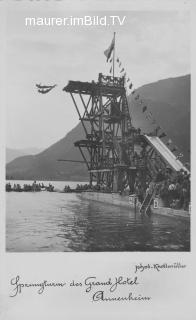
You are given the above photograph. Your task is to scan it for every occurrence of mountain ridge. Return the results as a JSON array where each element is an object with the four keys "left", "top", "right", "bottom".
[{"left": 6, "top": 147, "right": 44, "bottom": 164}]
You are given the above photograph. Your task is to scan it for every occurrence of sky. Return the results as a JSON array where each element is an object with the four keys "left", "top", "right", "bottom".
[{"left": 6, "top": 2, "right": 190, "bottom": 150}]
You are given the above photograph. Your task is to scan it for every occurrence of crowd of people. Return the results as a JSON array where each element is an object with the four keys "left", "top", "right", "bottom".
[
  {"left": 158, "top": 169, "right": 190, "bottom": 210},
  {"left": 6, "top": 167, "right": 190, "bottom": 211},
  {"left": 63, "top": 185, "right": 71, "bottom": 192},
  {"left": 63, "top": 184, "right": 91, "bottom": 192},
  {"left": 134, "top": 168, "right": 190, "bottom": 211},
  {"left": 6, "top": 181, "right": 54, "bottom": 192},
  {"left": 76, "top": 184, "right": 91, "bottom": 191}
]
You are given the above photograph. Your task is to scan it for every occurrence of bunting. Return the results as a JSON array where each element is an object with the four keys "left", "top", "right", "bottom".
[
  {"left": 159, "top": 132, "right": 167, "bottom": 139},
  {"left": 105, "top": 51, "right": 184, "bottom": 159},
  {"left": 142, "top": 106, "right": 147, "bottom": 113},
  {"left": 176, "top": 153, "right": 183, "bottom": 159},
  {"left": 155, "top": 126, "right": 161, "bottom": 132},
  {"left": 166, "top": 139, "right": 172, "bottom": 146}
]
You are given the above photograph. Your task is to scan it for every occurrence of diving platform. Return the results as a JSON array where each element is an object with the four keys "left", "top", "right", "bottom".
[{"left": 63, "top": 74, "right": 125, "bottom": 97}]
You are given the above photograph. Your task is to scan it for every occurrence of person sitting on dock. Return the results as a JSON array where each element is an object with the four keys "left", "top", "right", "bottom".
[
  {"left": 64, "top": 185, "right": 71, "bottom": 192},
  {"left": 48, "top": 183, "right": 54, "bottom": 192},
  {"left": 6, "top": 183, "right": 12, "bottom": 192},
  {"left": 153, "top": 167, "right": 190, "bottom": 210},
  {"left": 32, "top": 180, "right": 37, "bottom": 191},
  {"left": 16, "top": 184, "right": 22, "bottom": 192}
]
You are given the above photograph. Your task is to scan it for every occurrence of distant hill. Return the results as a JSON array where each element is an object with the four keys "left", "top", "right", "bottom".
[
  {"left": 129, "top": 74, "right": 190, "bottom": 162},
  {"left": 6, "top": 74, "right": 190, "bottom": 181},
  {"left": 6, "top": 147, "right": 43, "bottom": 163},
  {"left": 6, "top": 124, "right": 88, "bottom": 181}
]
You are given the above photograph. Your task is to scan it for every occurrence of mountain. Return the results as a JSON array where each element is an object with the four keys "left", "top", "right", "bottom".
[
  {"left": 6, "top": 124, "right": 88, "bottom": 181},
  {"left": 129, "top": 74, "right": 190, "bottom": 162},
  {"left": 6, "top": 147, "right": 43, "bottom": 163},
  {"left": 20, "top": 147, "right": 43, "bottom": 155},
  {"left": 6, "top": 74, "right": 190, "bottom": 181}
]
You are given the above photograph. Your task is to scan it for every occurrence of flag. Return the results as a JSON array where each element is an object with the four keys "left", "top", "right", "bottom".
[
  {"left": 36, "top": 84, "right": 57, "bottom": 94},
  {"left": 166, "top": 139, "right": 172, "bottom": 146},
  {"left": 159, "top": 132, "right": 167, "bottom": 139},
  {"left": 104, "top": 35, "right": 115, "bottom": 62},
  {"left": 176, "top": 153, "right": 183, "bottom": 159},
  {"left": 129, "top": 83, "right": 133, "bottom": 89},
  {"left": 155, "top": 126, "right": 161, "bottom": 132},
  {"left": 120, "top": 68, "right": 125, "bottom": 73},
  {"left": 142, "top": 106, "right": 147, "bottom": 113}
]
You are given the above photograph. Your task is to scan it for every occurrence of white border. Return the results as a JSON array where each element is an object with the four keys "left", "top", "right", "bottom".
[{"left": 0, "top": 1, "right": 195, "bottom": 319}]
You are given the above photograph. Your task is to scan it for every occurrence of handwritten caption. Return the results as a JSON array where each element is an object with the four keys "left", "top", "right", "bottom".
[{"left": 9, "top": 262, "right": 186, "bottom": 302}]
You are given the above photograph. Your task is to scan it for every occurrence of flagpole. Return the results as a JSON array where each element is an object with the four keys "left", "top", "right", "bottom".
[{"left": 113, "top": 32, "right": 116, "bottom": 78}]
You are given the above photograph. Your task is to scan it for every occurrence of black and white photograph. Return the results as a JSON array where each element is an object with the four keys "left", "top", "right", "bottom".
[
  {"left": 5, "top": 3, "right": 190, "bottom": 253},
  {"left": 1, "top": 1, "right": 196, "bottom": 319}
]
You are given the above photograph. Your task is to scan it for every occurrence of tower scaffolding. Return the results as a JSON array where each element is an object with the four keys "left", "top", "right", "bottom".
[{"left": 63, "top": 73, "right": 150, "bottom": 192}]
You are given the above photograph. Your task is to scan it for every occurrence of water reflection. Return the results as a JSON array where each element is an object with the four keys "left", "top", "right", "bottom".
[
  {"left": 55, "top": 198, "right": 189, "bottom": 252},
  {"left": 6, "top": 187, "right": 190, "bottom": 252}
]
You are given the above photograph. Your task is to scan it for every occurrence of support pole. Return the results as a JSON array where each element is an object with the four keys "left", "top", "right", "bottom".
[
  {"left": 113, "top": 32, "right": 116, "bottom": 78},
  {"left": 70, "top": 93, "right": 88, "bottom": 136}
]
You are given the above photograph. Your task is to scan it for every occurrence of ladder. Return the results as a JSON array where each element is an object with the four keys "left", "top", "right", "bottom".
[{"left": 139, "top": 184, "right": 158, "bottom": 215}]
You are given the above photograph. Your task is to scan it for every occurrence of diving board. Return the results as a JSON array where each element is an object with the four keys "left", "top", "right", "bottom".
[{"left": 144, "top": 135, "right": 189, "bottom": 173}]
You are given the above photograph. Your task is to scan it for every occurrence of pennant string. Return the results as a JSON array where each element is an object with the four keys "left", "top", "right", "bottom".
[{"left": 104, "top": 52, "right": 183, "bottom": 156}]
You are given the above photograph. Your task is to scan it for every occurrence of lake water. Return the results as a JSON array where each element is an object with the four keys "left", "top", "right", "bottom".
[{"left": 6, "top": 180, "right": 190, "bottom": 252}]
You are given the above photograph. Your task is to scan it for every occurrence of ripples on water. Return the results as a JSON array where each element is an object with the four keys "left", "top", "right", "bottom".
[{"left": 6, "top": 181, "right": 190, "bottom": 252}]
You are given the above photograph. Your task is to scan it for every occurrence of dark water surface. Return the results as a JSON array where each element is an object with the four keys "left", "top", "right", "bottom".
[{"left": 6, "top": 181, "right": 190, "bottom": 252}]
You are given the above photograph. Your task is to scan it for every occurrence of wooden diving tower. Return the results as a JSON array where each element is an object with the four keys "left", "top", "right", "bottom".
[{"left": 63, "top": 73, "right": 173, "bottom": 193}]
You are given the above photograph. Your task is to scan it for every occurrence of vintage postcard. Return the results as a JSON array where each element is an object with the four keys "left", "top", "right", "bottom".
[{"left": 0, "top": 0, "right": 195, "bottom": 319}]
